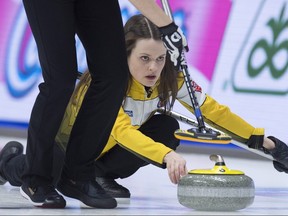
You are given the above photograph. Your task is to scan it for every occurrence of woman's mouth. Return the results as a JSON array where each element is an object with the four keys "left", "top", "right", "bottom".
[{"left": 146, "top": 75, "right": 156, "bottom": 80}]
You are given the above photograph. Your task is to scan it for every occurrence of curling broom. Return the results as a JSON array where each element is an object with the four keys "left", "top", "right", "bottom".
[{"left": 160, "top": 0, "right": 232, "bottom": 144}]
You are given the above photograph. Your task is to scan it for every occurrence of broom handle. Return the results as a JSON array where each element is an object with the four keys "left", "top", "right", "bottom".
[
  {"left": 160, "top": 0, "right": 207, "bottom": 131},
  {"left": 161, "top": 0, "right": 173, "bottom": 20}
]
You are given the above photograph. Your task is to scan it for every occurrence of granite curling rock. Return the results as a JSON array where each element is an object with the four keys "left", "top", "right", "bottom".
[{"left": 177, "top": 154, "right": 255, "bottom": 211}]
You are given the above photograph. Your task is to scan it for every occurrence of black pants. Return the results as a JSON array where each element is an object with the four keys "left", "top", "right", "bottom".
[
  {"left": 2, "top": 114, "right": 179, "bottom": 186},
  {"left": 22, "top": 0, "right": 128, "bottom": 186}
]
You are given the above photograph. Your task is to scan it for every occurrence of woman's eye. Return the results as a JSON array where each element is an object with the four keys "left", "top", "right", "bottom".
[
  {"left": 157, "top": 56, "right": 165, "bottom": 62},
  {"left": 141, "top": 56, "right": 149, "bottom": 61}
]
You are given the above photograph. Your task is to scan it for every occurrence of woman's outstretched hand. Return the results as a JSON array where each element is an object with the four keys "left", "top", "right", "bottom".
[{"left": 163, "top": 151, "right": 188, "bottom": 184}]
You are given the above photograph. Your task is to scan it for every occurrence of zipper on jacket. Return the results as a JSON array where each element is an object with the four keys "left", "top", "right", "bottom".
[{"left": 145, "top": 86, "right": 153, "bottom": 98}]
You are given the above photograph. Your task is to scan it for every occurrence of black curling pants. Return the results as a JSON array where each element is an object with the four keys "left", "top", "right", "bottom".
[
  {"left": 1, "top": 143, "right": 64, "bottom": 187},
  {"left": 22, "top": 0, "right": 128, "bottom": 187},
  {"left": 1, "top": 114, "right": 180, "bottom": 186}
]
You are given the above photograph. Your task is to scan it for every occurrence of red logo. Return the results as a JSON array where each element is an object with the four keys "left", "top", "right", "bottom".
[{"left": 191, "top": 80, "right": 202, "bottom": 93}]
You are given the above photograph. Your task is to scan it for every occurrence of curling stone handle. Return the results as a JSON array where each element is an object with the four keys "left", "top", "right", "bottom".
[{"left": 210, "top": 155, "right": 225, "bottom": 165}]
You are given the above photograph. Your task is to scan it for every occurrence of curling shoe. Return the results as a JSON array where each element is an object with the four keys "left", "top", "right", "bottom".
[
  {"left": 20, "top": 184, "right": 66, "bottom": 208},
  {"left": 0, "top": 141, "right": 24, "bottom": 185},
  {"left": 266, "top": 136, "right": 288, "bottom": 173},
  {"left": 95, "top": 177, "right": 131, "bottom": 198},
  {"left": 57, "top": 174, "right": 117, "bottom": 208}
]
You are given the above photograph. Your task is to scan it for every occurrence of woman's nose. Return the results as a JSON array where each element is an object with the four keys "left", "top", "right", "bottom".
[{"left": 148, "top": 61, "right": 158, "bottom": 71}]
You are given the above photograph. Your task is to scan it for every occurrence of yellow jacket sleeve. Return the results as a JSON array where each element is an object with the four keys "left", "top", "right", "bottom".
[
  {"left": 110, "top": 107, "right": 172, "bottom": 167},
  {"left": 179, "top": 95, "right": 264, "bottom": 143},
  {"left": 200, "top": 95, "right": 264, "bottom": 143}
]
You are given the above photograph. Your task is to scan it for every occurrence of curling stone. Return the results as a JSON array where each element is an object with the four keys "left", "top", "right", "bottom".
[{"left": 178, "top": 154, "right": 255, "bottom": 211}]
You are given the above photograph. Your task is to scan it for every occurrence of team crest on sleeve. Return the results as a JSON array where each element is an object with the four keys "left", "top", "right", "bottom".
[
  {"left": 124, "top": 110, "right": 133, "bottom": 117},
  {"left": 191, "top": 80, "right": 202, "bottom": 93}
]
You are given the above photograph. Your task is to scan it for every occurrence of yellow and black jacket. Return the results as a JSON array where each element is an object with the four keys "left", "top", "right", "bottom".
[{"left": 55, "top": 72, "right": 264, "bottom": 167}]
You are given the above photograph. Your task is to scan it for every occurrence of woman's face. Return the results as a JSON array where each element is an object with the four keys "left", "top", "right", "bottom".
[{"left": 128, "top": 38, "right": 166, "bottom": 87}]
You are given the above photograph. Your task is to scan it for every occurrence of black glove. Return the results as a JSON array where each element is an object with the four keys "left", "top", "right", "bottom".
[
  {"left": 266, "top": 136, "right": 288, "bottom": 174},
  {"left": 159, "top": 22, "right": 188, "bottom": 69},
  {"left": 273, "top": 160, "right": 288, "bottom": 173}
]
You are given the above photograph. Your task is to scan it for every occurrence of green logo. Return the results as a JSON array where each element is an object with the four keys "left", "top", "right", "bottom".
[{"left": 231, "top": 1, "right": 288, "bottom": 95}]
